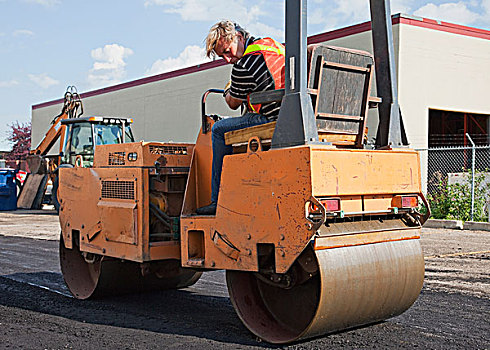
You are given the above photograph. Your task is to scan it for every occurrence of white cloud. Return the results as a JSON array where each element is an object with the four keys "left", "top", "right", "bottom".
[
  {"left": 479, "top": 0, "right": 490, "bottom": 24},
  {"left": 306, "top": 0, "right": 490, "bottom": 33},
  {"left": 146, "top": 45, "right": 211, "bottom": 76},
  {"left": 23, "top": 0, "right": 60, "bottom": 6},
  {"left": 414, "top": 2, "right": 480, "bottom": 25},
  {"left": 145, "top": 0, "right": 283, "bottom": 39},
  {"left": 332, "top": 0, "right": 370, "bottom": 23},
  {"left": 13, "top": 29, "right": 34, "bottom": 37},
  {"left": 247, "top": 22, "right": 284, "bottom": 40},
  {"left": 304, "top": 0, "right": 370, "bottom": 32},
  {"left": 391, "top": 0, "right": 416, "bottom": 14},
  {"left": 91, "top": 44, "right": 134, "bottom": 71},
  {"left": 28, "top": 73, "right": 59, "bottom": 89},
  {"left": 323, "top": 0, "right": 415, "bottom": 27},
  {"left": 0, "top": 80, "right": 19, "bottom": 88},
  {"left": 483, "top": 0, "right": 490, "bottom": 11},
  {"left": 88, "top": 44, "right": 134, "bottom": 88}
]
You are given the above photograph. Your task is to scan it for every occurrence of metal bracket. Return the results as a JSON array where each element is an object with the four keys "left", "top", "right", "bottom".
[{"left": 271, "top": 0, "right": 319, "bottom": 149}]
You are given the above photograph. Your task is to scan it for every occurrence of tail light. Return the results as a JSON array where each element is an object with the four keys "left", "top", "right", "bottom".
[
  {"left": 392, "top": 195, "right": 418, "bottom": 209},
  {"left": 308, "top": 198, "right": 341, "bottom": 213},
  {"left": 307, "top": 197, "right": 343, "bottom": 223},
  {"left": 320, "top": 198, "right": 341, "bottom": 212}
]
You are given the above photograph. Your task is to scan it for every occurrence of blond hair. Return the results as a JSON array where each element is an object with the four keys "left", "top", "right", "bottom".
[{"left": 205, "top": 20, "right": 249, "bottom": 58}]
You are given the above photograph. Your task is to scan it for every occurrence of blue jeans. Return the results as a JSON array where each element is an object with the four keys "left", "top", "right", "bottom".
[{"left": 211, "top": 113, "right": 270, "bottom": 203}]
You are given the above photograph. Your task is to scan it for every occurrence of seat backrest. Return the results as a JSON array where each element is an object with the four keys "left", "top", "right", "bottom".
[{"left": 307, "top": 45, "right": 374, "bottom": 147}]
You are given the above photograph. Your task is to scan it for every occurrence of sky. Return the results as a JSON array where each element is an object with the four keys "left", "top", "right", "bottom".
[{"left": 1, "top": 0, "right": 490, "bottom": 150}]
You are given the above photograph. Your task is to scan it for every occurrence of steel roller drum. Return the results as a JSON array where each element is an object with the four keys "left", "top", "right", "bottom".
[
  {"left": 226, "top": 237, "right": 424, "bottom": 344},
  {"left": 60, "top": 237, "right": 202, "bottom": 300}
]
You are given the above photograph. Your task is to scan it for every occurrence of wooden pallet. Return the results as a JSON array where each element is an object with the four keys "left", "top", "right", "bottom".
[{"left": 17, "top": 174, "right": 48, "bottom": 209}]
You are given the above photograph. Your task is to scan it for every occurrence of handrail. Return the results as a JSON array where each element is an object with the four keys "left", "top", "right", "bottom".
[{"left": 201, "top": 89, "right": 224, "bottom": 134}]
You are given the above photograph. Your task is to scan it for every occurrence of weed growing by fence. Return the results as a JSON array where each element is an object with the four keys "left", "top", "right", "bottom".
[{"left": 428, "top": 169, "right": 490, "bottom": 222}]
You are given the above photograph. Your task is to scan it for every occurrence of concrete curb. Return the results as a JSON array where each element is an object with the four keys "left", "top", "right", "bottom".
[
  {"left": 463, "top": 221, "right": 490, "bottom": 231},
  {"left": 425, "top": 219, "right": 463, "bottom": 230},
  {"left": 425, "top": 219, "right": 490, "bottom": 231}
]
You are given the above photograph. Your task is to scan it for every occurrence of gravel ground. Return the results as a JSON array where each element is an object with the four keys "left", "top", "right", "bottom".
[
  {"left": 421, "top": 228, "right": 490, "bottom": 298},
  {"left": 0, "top": 210, "right": 488, "bottom": 349},
  {"left": 0, "top": 209, "right": 59, "bottom": 240}
]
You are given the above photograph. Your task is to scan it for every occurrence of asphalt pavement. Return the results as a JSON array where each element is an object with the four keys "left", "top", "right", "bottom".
[{"left": 0, "top": 210, "right": 488, "bottom": 349}]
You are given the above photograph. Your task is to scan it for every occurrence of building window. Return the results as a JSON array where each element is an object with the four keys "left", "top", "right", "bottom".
[{"left": 428, "top": 109, "right": 489, "bottom": 147}]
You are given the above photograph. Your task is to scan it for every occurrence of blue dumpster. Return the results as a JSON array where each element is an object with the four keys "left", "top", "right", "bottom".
[{"left": 0, "top": 169, "right": 17, "bottom": 211}]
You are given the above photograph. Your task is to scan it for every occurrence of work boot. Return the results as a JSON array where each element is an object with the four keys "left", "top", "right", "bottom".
[{"left": 196, "top": 202, "right": 217, "bottom": 215}]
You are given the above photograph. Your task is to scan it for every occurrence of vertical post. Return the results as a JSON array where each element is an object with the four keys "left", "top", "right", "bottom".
[
  {"left": 369, "top": 1, "right": 408, "bottom": 148},
  {"left": 284, "top": 0, "right": 307, "bottom": 94},
  {"left": 271, "top": 0, "right": 319, "bottom": 148},
  {"left": 466, "top": 133, "right": 475, "bottom": 221},
  {"left": 488, "top": 197, "right": 490, "bottom": 223}
]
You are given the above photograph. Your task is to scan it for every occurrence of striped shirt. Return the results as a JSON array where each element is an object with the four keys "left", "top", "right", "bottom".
[{"left": 230, "top": 37, "right": 282, "bottom": 120}]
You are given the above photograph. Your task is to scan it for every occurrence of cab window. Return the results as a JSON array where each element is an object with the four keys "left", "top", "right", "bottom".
[
  {"left": 94, "top": 124, "right": 124, "bottom": 145},
  {"left": 68, "top": 123, "right": 94, "bottom": 165}
]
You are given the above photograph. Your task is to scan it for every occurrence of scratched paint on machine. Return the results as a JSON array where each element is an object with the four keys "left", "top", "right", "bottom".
[
  {"left": 189, "top": 146, "right": 314, "bottom": 273},
  {"left": 59, "top": 166, "right": 147, "bottom": 262},
  {"left": 58, "top": 167, "right": 102, "bottom": 250},
  {"left": 310, "top": 147, "right": 422, "bottom": 196},
  {"left": 97, "top": 200, "right": 137, "bottom": 245}
]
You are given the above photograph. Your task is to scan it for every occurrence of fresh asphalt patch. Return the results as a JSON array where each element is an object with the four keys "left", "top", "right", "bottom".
[{"left": 0, "top": 218, "right": 488, "bottom": 348}]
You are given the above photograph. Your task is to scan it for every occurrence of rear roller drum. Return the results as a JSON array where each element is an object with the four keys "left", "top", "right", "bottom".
[
  {"left": 226, "top": 239, "right": 424, "bottom": 344},
  {"left": 60, "top": 236, "right": 201, "bottom": 299}
]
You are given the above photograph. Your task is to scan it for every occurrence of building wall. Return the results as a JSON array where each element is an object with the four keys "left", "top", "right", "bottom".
[
  {"left": 396, "top": 22, "right": 490, "bottom": 189},
  {"left": 398, "top": 23, "right": 490, "bottom": 149},
  {"left": 31, "top": 64, "right": 237, "bottom": 152}
]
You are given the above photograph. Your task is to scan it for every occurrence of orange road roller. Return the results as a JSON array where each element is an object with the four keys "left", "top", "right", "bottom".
[
  {"left": 57, "top": 0, "right": 429, "bottom": 344},
  {"left": 58, "top": 125, "right": 428, "bottom": 343}
]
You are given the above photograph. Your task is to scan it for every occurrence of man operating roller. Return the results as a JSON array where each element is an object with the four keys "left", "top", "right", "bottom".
[{"left": 196, "top": 20, "right": 285, "bottom": 215}]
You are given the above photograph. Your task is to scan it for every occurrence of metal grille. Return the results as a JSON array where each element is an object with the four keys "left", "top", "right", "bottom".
[
  {"left": 108, "top": 152, "right": 126, "bottom": 165},
  {"left": 149, "top": 145, "right": 187, "bottom": 155},
  {"left": 417, "top": 146, "right": 490, "bottom": 196},
  {"left": 101, "top": 180, "right": 135, "bottom": 200}
]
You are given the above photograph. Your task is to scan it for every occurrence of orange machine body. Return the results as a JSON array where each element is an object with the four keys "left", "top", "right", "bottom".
[
  {"left": 59, "top": 142, "right": 194, "bottom": 263},
  {"left": 59, "top": 119, "right": 424, "bottom": 276},
  {"left": 180, "top": 133, "right": 423, "bottom": 273},
  {"left": 57, "top": 118, "right": 426, "bottom": 344}
]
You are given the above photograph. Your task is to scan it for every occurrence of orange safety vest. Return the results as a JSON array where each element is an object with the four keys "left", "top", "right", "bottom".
[{"left": 242, "top": 38, "right": 285, "bottom": 114}]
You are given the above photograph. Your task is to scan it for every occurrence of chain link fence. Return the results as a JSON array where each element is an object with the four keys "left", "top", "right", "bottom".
[{"left": 417, "top": 140, "right": 490, "bottom": 222}]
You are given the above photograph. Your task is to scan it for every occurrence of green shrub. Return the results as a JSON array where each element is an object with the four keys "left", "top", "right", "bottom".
[{"left": 427, "top": 169, "right": 490, "bottom": 222}]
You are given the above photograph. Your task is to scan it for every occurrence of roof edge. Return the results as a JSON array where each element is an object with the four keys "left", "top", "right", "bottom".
[{"left": 33, "top": 59, "right": 226, "bottom": 110}]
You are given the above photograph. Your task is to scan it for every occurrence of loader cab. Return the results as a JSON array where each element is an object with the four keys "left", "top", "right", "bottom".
[{"left": 60, "top": 116, "right": 134, "bottom": 167}]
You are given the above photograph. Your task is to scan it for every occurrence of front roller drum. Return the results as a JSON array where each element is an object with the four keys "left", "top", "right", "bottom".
[
  {"left": 226, "top": 239, "right": 424, "bottom": 344},
  {"left": 60, "top": 237, "right": 202, "bottom": 299}
]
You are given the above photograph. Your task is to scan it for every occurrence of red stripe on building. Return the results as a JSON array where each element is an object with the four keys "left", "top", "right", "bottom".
[
  {"left": 398, "top": 16, "right": 490, "bottom": 40},
  {"left": 32, "top": 60, "right": 227, "bottom": 110}
]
